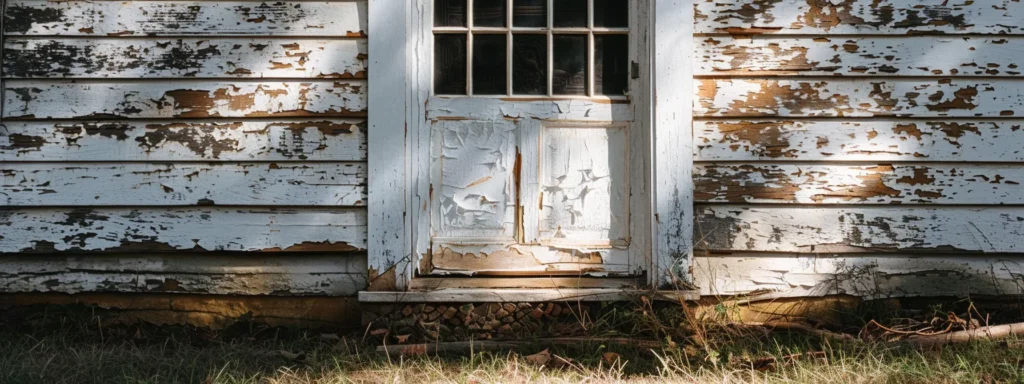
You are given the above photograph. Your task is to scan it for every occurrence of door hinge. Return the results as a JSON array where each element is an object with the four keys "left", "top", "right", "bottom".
[{"left": 631, "top": 61, "right": 640, "bottom": 79}]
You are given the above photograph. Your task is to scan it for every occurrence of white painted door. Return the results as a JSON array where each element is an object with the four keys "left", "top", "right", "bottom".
[{"left": 421, "top": 0, "right": 648, "bottom": 277}]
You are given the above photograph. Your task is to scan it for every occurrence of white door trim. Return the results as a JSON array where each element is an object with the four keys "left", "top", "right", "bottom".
[{"left": 367, "top": 0, "right": 695, "bottom": 291}]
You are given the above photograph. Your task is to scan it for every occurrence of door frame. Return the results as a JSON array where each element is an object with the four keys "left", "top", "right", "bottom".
[{"left": 367, "top": 0, "right": 694, "bottom": 291}]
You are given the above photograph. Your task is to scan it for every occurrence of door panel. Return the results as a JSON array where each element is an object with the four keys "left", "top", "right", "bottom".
[
  {"left": 431, "top": 120, "right": 518, "bottom": 241},
  {"left": 539, "top": 124, "right": 629, "bottom": 245}
]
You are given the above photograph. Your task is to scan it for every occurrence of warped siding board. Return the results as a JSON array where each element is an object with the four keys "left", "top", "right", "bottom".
[
  {"left": 698, "top": 36, "right": 1024, "bottom": 77},
  {"left": 696, "top": 79, "right": 1024, "bottom": 117},
  {"left": 4, "top": 1, "right": 367, "bottom": 37},
  {"left": 0, "top": 120, "right": 367, "bottom": 162},
  {"left": 693, "top": 254, "right": 1024, "bottom": 298},
  {"left": 695, "top": 120, "right": 1024, "bottom": 162},
  {"left": 0, "top": 208, "right": 368, "bottom": 253},
  {"left": 3, "top": 80, "right": 366, "bottom": 119},
  {"left": 0, "top": 254, "right": 367, "bottom": 295},
  {"left": 3, "top": 38, "right": 367, "bottom": 79},
  {"left": 695, "top": 205, "right": 1024, "bottom": 254},
  {"left": 694, "top": 164, "right": 1024, "bottom": 205},
  {"left": 0, "top": 163, "right": 367, "bottom": 206},
  {"left": 694, "top": 0, "right": 1024, "bottom": 35}
]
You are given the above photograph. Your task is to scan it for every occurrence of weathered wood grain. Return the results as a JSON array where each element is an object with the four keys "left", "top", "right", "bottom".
[
  {"left": 698, "top": 37, "right": 1024, "bottom": 76},
  {"left": 0, "top": 254, "right": 367, "bottom": 295},
  {"left": 696, "top": 79, "right": 1024, "bottom": 117},
  {"left": 4, "top": 0, "right": 367, "bottom": 37},
  {"left": 695, "top": 164, "right": 1024, "bottom": 204},
  {"left": 4, "top": 38, "right": 367, "bottom": 79},
  {"left": 4, "top": 80, "right": 366, "bottom": 119},
  {"left": 1, "top": 163, "right": 366, "bottom": 206},
  {"left": 427, "top": 97, "right": 634, "bottom": 121},
  {"left": 696, "top": 205, "right": 1024, "bottom": 253},
  {"left": 0, "top": 120, "right": 367, "bottom": 162},
  {"left": 0, "top": 208, "right": 368, "bottom": 253},
  {"left": 428, "top": 243, "right": 631, "bottom": 275},
  {"left": 695, "top": 0, "right": 1024, "bottom": 35},
  {"left": 695, "top": 120, "right": 1024, "bottom": 162},
  {"left": 694, "top": 254, "right": 1024, "bottom": 298}
]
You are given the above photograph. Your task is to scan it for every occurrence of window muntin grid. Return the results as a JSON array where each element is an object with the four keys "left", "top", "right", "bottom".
[{"left": 433, "top": 0, "right": 630, "bottom": 98}]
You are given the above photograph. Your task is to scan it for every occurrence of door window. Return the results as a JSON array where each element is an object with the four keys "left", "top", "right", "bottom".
[{"left": 433, "top": 0, "right": 629, "bottom": 96}]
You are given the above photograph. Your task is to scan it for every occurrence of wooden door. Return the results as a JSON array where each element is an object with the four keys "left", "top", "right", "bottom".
[{"left": 421, "top": 0, "right": 646, "bottom": 277}]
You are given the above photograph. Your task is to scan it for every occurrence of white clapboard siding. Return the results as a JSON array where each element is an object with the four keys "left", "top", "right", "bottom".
[
  {"left": 3, "top": 39, "right": 367, "bottom": 79},
  {"left": 693, "top": 255, "right": 1024, "bottom": 298},
  {"left": 695, "top": 0, "right": 1024, "bottom": 35},
  {"left": 0, "top": 254, "right": 367, "bottom": 295},
  {"left": 0, "top": 163, "right": 366, "bottom": 206},
  {"left": 3, "top": 80, "right": 366, "bottom": 119},
  {"left": 695, "top": 120, "right": 1024, "bottom": 162},
  {"left": 695, "top": 164, "right": 1024, "bottom": 205},
  {"left": 696, "top": 79, "right": 1024, "bottom": 117},
  {"left": 695, "top": 206, "right": 1024, "bottom": 253},
  {"left": 697, "top": 37, "right": 1024, "bottom": 76},
  {"left": 4, "top": 1, "right": 367, "bottom": 36},
  {"left": 0, "top": 120, "right": 367, "bottom": 162},
  {"left": 0, "top": 208, "right": 368, "bottom": 253}
]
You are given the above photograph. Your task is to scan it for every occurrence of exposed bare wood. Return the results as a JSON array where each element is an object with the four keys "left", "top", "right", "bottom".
[
  {"left": 695, "top": 120, "right": 1024, "bottom": 162},
  {"left": 1, "top": 162, "right": 366, "bottom": 206},
  {"left": 694, "top": 254, "right": 1024, "bottom": 299},
  {"left": 0, "top": 120, "right": 367, "bottom": 162},
  {"left": 696, "top": 79, "right": 1024, "bottom": 117},
  {"left": 409, "top": 277, "right": 642, "bottom": 290},
  {"left": 4, "top": 38, "right": 367, "bottom": 79},
  {"left": 695, "top": 164, "right": 1024, "bottom": 205},
  {"left": 695, "top": 0, "right": 1024, "bottom": 35},
  {"left": 0, "top": 254, "right": 367, "bottom": 295},
  {"left": 4, "top": 80, "right": 366, "bottom": 119},
  {"left": 4, "top": 0, "right": 367, "bottom": 37},
  {"left": 428, "top": 243, "right": 631, "bottom": 275},
  {"left": 695, "top": 205, "right": 1024, "bottom": 253},
  {"left": 0, "top": 208, "right": 367, "bottom": 253},
  {"left": 698, "top": 36, "right": 1024, "bottom": 77}
]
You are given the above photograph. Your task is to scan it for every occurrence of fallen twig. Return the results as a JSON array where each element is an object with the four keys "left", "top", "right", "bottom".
[
  {"left": 375, "top": 337, "right": 663, "bottom": 356},
  {"left": 902, "top": 322, "right": 1024, "bottom": 349}
]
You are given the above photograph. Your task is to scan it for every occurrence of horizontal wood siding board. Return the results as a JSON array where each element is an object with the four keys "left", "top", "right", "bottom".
[
  {"left": 0, "top": 208, "right": 368, "bottom": 253},
  {"left": 3, "top": 38, "right": 367, "bottom": 79},
  {"left": 697, "top": 36, "right": 1024, "bottom": 77},
  {"left": 4, "top": 1, "right": 367, "bottom": 37},
  {"left": 1, "top": 163, "right": 367, "bottom": 206},
  {"left": 695, "top": 0, "right": 1024, "bottom": 35},
  {"left": 3, "top": 80, "right": 367, "bottom": 119},
  {"left": 696, "top": 79, "right": 1024, "bottom": 117},
  {"left": 0, "top": 254, "right": 367, "bottom": 295},
  {"left": 695, "top": 120, "right": 1024, "bottom": 162},
  {"left": 695, "top": 205, "right": 1024, "bottom": 254},
  {"left": 694, "top": 254, "right": 1024, "bottom": 298},
  {"left": 695, "top": 163, "right": 1024, "bottom": 205},
  {"left": 0, "top": 120, "right": 367, "bottom": 162}
]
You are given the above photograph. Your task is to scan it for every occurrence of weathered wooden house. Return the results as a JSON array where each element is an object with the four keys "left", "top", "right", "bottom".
[{"left": 4, "top": 0, "right": 1024, "bottom": 328}]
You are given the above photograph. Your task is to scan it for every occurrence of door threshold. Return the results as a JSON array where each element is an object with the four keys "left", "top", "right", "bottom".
[{"left": 358, "top": 288, "right": 698, "bottom": 303}]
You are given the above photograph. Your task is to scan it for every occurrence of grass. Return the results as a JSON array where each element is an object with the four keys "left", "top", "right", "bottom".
[{"left": 3, "top": 303, "right": 1024, "bottom": 383}]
